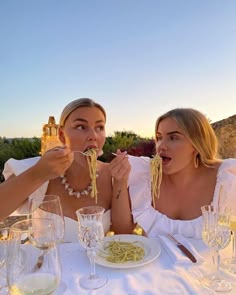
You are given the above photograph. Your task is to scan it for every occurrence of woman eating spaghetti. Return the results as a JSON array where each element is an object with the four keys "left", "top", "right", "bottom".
[
  {"left": 0, "top": 98, "right": 132, "bottom": 240},
  {"left": 126, "top": 108, "right": 236, "bottom": 239}
]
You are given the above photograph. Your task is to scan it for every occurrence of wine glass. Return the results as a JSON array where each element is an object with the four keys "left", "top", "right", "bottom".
[
  {"left": 222, "top": 212, "right": 236, "bottom": 273},
  {"left": 0, "top": 227, "right": 9, "bottom": 295},
  {"left": 7, "top": 218, "right": 61, "bottom": 295},
  {"left": 30, "top": 195, "right": 66, "bottom": 293},
  {"left": 201, "top": 205, "right": 232, "bottom": 292},
  {"left": 76, "top": 206, "right": 107, "bottom": 290},
  {"left": 30, "top": 195, "right": 65, "bottom": 243}
]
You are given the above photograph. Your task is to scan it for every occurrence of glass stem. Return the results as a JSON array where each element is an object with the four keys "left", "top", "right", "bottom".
[
  {"left": 88, "top": 249, "right": 96, "bottom": 278},
  {"left": 212, "top": 248, "right": 220, "bottom": 278},
  {"left": 232, "top": 231, "right": 236, "bottom": 260}
]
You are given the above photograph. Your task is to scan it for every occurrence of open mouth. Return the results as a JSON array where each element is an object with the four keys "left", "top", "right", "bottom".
[
  {"left": 160, "top": 155, "right": 171, "bottom": 165},
  {"left": 84, "top": 146, "right": 98, "bottom": 153}
]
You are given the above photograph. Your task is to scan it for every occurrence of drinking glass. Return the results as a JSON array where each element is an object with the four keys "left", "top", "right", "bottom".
[
  {"left": 30, "top": 195, "right": 65, "bottom": 243},
  {"left": 7, "top": 218, "right": 61, "bottom": 295},
  {"left": 76, "top": 206, "right": 107, "bottom": 290},
  {"left": 30, "top": 195, "right": 67, "bottom": 293},
  {"left": 222, "top": 213, "right": 236, "bottom": 273},
  {"left": 0, "top": 227, "right": 9, "bottom": 295},
  {"left": 201, "top": 205, "right": 232, "bottom": 292}
]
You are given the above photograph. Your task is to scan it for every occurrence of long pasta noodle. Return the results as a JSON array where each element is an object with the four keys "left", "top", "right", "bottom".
[
  {"left": 150, "top": 154, "right": 162, "bottom": 207},
  {"left": 84, "top": 148, "right": 98, "bottom": 203},
  {"left": 99, "top": 240, "right": 145, "bottom": 263}
]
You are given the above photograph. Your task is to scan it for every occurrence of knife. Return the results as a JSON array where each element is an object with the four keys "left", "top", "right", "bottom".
[{"left": 167, "top": 234, "right": 197, "bottom": 263}]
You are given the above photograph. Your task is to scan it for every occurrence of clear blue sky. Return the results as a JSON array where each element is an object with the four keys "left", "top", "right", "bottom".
[{"left": 0, "top": 0, "right": 235, "bottom": 138}]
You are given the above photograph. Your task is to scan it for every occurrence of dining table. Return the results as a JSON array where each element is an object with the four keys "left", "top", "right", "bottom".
[
  {"left": 59, "top": 234, "right": 236, "bottom": 295},
  {"left": 2, "top": 216, "right": 235, "bottom": 295}
]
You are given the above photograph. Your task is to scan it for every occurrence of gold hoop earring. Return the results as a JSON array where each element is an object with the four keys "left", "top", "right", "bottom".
[{"left": 194, "top": 155, "right": 199, "bottom": 168}]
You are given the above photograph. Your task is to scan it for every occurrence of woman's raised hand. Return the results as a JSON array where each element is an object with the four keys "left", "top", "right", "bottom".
[
  {"left": 35, "top": 146, "right": 74, "bottom": 180},
  {"left": 109, "top": 149, "right": 131, "bottom": 182}
]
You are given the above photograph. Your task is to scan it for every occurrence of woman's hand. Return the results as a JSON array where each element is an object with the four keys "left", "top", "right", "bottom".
[
  {"left": 35, "top": 146, "right": 74, "bottom": 181},
  {"left": 109, "top": 149, "right": 131, "bottom": 182},
  {"left": 110, "top": 149, "right": 134, "bottom": 234}
]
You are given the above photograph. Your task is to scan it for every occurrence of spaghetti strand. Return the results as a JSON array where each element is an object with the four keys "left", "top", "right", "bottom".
[
  {"left": 150, "top": 155, "right": 162, "bottom": 207},
  {"left": 84, "top": 148, "right": 98, "bottom": 203}
]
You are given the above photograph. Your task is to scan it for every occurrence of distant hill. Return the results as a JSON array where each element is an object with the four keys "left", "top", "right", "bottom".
[{"left": 212, "top": 114, "right": 236, "bottom": 159}]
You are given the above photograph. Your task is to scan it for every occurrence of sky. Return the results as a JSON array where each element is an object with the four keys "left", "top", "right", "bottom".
[{"left": 0, "top": 0, "right": 235, "bottom": 139}]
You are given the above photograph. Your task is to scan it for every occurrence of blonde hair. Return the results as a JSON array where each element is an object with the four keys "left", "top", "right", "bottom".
[
  {"left": 59, "top": 98, "right": 106, "bottom": 127},
  {"left": 155, "top": 108, "right": 219, "bottom": 166}
]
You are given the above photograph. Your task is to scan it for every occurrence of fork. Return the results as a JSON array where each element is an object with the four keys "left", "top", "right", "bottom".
[
  {"left": 73, "top": 149, "right": 98, "bottom": 155},
  {"left": 72, "top": 150, "right": 86, "bottom": 154}
]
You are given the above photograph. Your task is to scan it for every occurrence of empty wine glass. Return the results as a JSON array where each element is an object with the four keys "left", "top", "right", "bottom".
[
  {"left": 201, "top": 205, "right": 232, "bottom": 292},
  {"left": 76, "top": 206, "right": 107, "bottom": 290},
  {"left": 30, "top": 195, "right": 65, "bottom": 243},
  {"left": 7, "top": 218, "right": 61, "bottom": 295},
  {"left": 0, "top": 227, "right": 9, "bottom": 295}
]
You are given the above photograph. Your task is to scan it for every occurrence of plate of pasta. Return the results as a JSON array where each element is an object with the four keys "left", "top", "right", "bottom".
[{"left": 95, "top": 234, "right": 161, "bottom": 269}]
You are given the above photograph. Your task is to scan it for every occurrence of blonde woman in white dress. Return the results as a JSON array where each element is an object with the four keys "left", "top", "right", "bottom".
[
  {"left": 127, "top": 108, "right": 236, "bottom": 239},
  {"left": 0, "top": 98, "right": 132, "bottom": 241}
]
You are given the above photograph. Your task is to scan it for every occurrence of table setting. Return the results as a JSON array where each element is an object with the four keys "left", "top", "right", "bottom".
[
  {"left": 1, "top": 202, "right": 236, "bottom": 295},
  {"left": 58, "top": 235, "right": 236, "bottom": 295},
  {"left": 57, "top": 204, "right": 236, "bottom": 294}
]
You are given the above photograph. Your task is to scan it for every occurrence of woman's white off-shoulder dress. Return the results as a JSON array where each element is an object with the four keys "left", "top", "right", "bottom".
[
  {"left": 3, "top": 157, "right": 111, "bottom": 242},
  {"left": 128, "top": 156, "right": 236, "bottom": 239}
]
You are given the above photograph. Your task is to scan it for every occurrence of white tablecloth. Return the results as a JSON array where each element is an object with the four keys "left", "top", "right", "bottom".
[{"left": 59, "top": 236, "right": 236, "bottom": 295}]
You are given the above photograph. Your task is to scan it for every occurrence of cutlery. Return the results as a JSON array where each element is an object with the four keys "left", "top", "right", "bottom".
[
  {"left": 73, "top": 149, "right": 98, "bottom": 155},
  {"left": 112, "top": 152, "right": 128, "bottom": 157},
  {"left": 167, "top": 234, "right": 197, "bottom": 263},
  {"left": 72, "top": 150, "right": 86, "bottom": 154}
]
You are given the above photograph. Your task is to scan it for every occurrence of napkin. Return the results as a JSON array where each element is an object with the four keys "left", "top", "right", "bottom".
[{"left": 159, "top": 234, "right": 204, "bottom": 264}]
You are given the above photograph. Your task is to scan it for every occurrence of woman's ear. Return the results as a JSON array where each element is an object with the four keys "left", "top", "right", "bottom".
[
  {"left": 58, "top": 127, "right": 66, "bottom": 144},
  {"left": 193, "top": 149, "right": 199, "bottom": 158},
  {"left": 193, "top": 150, "right": 200, "bottom": 168}
]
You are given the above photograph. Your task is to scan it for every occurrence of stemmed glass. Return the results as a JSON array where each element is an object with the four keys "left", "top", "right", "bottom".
[
  {"left": 76, "top": 206, "right": 107, "bottom": 290},
  {"left": 0, "top": 227, "right": 9, "bottom": 295},
  {"left": 222, "top": 212, "right": 236, "bottom": 273},
  {"left": 30, "top": 195, "right": 65, "bottom": 243},
  {"left": 30, "top": 195, "right": 66, "bottom": 293},
  {"left": 7, "top": 218, "right": 61, "bottom": 295},
  {"left": 201, "top": 205, "right": 232, "bottom": 292}
]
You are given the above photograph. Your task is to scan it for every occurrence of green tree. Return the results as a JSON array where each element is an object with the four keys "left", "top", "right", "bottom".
[
  {"left": 100, "top": 131, "right": 141, "bottom": 162},
  {"left": 0, "top": 137, "right": 40, "bottom": 182},
  {"left": 0, "top": 132, "right": 154, "bottom": 182}
]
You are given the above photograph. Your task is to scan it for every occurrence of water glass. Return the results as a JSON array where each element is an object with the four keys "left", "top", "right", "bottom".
[
  {"left": 0, "top": 227, "right": 9, "bottom": 295},
  {"left": 76, "top": 206, "right": 107, "bottom": 290},
  {"left": 201, "top": 205, "right": 232, "bottom": 292},
  {"left": 222, "top": 213, "right": 236, "bottom": 273}
]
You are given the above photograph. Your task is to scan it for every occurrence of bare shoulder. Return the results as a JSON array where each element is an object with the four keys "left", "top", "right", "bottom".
[
  {"left": 211, "top": 161, "right": 223, "bottom": 171},
  {"left": 202, "top": 161, "right": 222, "bottom": 177},
  {"left": 3, "top": 173, "right": 16, "bottom": 182},
  {"left": 214, "top": 160, "right": 223, "bottom": 168}
]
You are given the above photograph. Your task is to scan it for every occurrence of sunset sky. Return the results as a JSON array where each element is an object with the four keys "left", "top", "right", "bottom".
[{"left": 0, "top": 1, "right": 235, "bottom": 138}]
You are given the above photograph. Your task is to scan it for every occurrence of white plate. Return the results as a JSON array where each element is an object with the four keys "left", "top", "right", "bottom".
[{"left": 95, "top": 234, "right": 161, "bottom": 269}]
